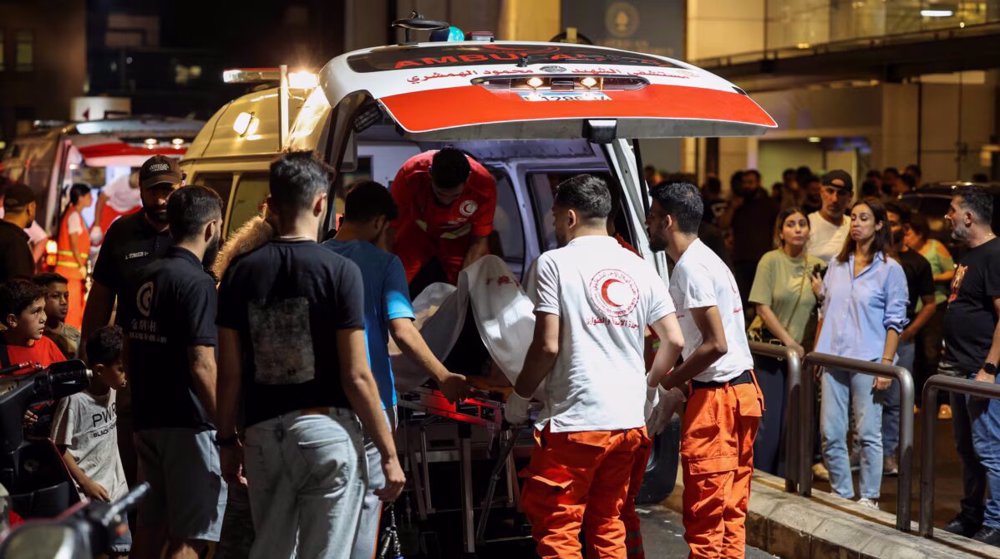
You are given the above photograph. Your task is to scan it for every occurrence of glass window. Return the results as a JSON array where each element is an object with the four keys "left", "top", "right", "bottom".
[
  {"left": 15, "top": 30, "right": 33, "bottom": 72},
  {"left": 192, "top": 172, "right": 234, "bottom": 222},
  {"left": 488, "top": 169, "right": 525, "bottom": 268},
  {"left": 528, "top": 171, "right": 615, "bottom": 251},
  {"left": 227, "top": 173, "right": 270, "bottom": 236}
]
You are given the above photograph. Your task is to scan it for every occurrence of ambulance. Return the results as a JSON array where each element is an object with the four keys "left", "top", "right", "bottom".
[
  {"left": 1, "top": 116, "right": 203, "bottom": 239},
  {"left": 180, "top": 19, "right": 775, "bottom": 550}
]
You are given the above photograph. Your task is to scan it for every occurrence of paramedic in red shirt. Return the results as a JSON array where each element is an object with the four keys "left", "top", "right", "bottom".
[{"left": 390, "top": 148, "right": 496, "bottom": 285}]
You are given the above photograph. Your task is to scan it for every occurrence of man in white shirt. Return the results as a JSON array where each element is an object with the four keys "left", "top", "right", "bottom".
[
  {"left": 506, "top": 174, "right": 685, "bottom": 559},
  {"left": 806, "top": 170, "right": 854, "bottom": 263},
  {"left": 646, "top": 181, "right": 762, "bottom": 559}
]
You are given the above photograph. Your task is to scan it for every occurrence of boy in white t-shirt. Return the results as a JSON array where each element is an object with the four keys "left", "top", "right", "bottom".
[
  {"left": 646, "top": 182, "right": 762, "bottom": 559},
  {"left": 506, "top": 174, "right": 685, "bottom": 559},
  {"left": 51, "top": 325, "right": 131, "bottom": 556}
]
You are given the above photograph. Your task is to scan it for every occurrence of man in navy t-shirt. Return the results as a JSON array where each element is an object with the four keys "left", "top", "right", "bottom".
[
  {"left": 121, "top": 186, "right": 227, "bottom": 557},
  {"left": 324, "top": 180, "right": 469, "bottom": 559}
]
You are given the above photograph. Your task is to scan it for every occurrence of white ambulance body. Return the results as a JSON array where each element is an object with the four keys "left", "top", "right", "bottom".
[{"left": 181, "top": 40, "right": 774, "bottom": 281}]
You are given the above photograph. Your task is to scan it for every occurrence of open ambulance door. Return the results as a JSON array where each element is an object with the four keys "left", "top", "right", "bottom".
[{"left": 312, "top": 42, "right": 777, "bottom": 275}]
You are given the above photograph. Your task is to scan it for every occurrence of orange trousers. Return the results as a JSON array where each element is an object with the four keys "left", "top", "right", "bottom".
[
  {"left": 521, "top": 426, "right": 648, "bottom": 559},
  {"left": 60, "top": 275, "right": 85, "bottom": 330},
  {"left": 681, "top": 378, "right": 763, "bottom": 559},
  {"left": 599, "top": 433, "right": 651, "bottom": 559}
]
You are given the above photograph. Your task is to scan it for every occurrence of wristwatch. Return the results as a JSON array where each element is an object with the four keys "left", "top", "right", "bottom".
[{"left": 983, "top": 362, "right": 998, "bottom": 376}]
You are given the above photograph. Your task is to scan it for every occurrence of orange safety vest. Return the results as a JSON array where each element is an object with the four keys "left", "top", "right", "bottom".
[{"left": 55, "top": 207, "right": 89, "bottom": 279}]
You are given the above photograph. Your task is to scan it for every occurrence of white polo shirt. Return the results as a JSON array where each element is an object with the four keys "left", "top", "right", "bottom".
[
  {"left": 531, "top": 235, "right": 675, "bottom": 432},
  {"left": 669, "top": 239, "right": 753, "bottom": 383},
  {"left": 807, "top": 211, "right": 850, "bottom": 264}
]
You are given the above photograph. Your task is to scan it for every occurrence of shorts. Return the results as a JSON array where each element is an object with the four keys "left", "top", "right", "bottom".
[
  {"left": 109, "top": 519, "right": 133, "bottom": 555},
  {"left": 134, "top": 428, "right": 228, "bottom": 541}
]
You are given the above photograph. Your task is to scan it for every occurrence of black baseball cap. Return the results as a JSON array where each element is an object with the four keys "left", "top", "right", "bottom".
[
  {"left": 821, "top": 170, "right": 854, "bottom": 193},
  {"left": 2, "top": 182, "right": 35, "bottom": 210},
  {"left": 139, "top": 155, "right": 183, "bottom": 189}
]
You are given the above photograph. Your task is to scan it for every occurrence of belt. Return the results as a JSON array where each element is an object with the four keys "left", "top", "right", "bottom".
[
  {"left": 691, "top": 370, "right": 754, "bottom": 390},
  {"left": 290, "top": 406, "right": 355, "bottom": 419}
]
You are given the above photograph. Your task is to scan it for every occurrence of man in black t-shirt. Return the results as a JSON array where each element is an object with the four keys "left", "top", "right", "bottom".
[
  {"left": 216, "top": 152, "right": 404, "bottom": 558},
  {"left": 884, "top": 203, "right": 936, "bottom": 475},
  {"left": 719, "top": 170, "right": 779, "bottom": 307},
  {"left": 81, "top": 155, "right": 182, "bottom": 488},
  {"left": 938, "top": 186, "right": 1000, "bottom": 546},
  {"left": 123, "top": 186, "right": 227, "bottom": 557},
  {"left": 0, "top": 182, "right": 38, "bottom": 284}
]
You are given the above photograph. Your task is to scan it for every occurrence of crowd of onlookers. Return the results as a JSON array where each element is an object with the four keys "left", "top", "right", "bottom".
[
  {"left": 1, "top": 155, "right": 998, "bottom": 553},
  {"left": 643, "top": 162, "right": 1000, "bottom": 546}
]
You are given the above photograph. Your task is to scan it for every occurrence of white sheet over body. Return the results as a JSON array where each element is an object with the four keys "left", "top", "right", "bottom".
[{"left": 391, "top": 256, "right": 542, "bottom": 397}]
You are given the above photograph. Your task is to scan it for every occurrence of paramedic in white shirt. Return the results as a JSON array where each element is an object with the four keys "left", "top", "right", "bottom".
[
  {"left": 645, "top": 181, "right": 763, "bottom": 559},
  {"left": 505, "top": 174, "right": 685, "bottom": 559},
  {"left": 806, "top": 170, "right": 855, "bottom": 263}
]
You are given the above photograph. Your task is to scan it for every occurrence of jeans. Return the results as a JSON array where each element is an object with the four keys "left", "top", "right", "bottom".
[
  {"left": 352, "top": 407, "right": 395, "bottom": 559},
  {"left": 881, "top": 340, "right": 915, "bottom": 457},
  {"left": 821, "top": 368, "right": 883, "bottom": 499},
  {"left": 941, "top": 361, "right": 1000, "bottom": 529},
  {"left": 244, "top": 409, "right": 367, "bottom": 559},
  {"left": 752, "top": 356, "right": 785, "bottom": 476}
]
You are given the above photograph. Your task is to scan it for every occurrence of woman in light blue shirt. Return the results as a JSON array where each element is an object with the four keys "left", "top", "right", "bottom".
[{"left": 815, "top": 198, "right": 909, "bottom": 508}]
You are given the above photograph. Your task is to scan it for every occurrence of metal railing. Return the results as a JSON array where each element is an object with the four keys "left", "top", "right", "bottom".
[
  {"left": 748, "top": 341, "right": 803, "bottom": 493},
  {"left": 801, "top": 352, "right": 915, "bottom": 532},
  {"left": 919, "top": 374, "right": 1000, "bottom": 538}
]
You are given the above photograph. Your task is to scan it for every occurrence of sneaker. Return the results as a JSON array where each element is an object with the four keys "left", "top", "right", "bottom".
[
  {"left": 857, "top": 498, "right": 880, "bottom": 511},
  {"left": 942, "top": 514, "right": 980, "bottom": 538},
  {"left": 883, "top": 455, "right": 899, "bottom": 476},
  {"left": 938, "top": 404, "right": 953, "bottom": 419},
  {"left": 812, "top": 462, "right": 830, "bottom": 482},
  {"left": 972, "top": 526, "right": 1000, "bottom": 546}
]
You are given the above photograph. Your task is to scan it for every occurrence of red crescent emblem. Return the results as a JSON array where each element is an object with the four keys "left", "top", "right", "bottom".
[{"left": 601, "top": 278, "right": 623, "bottom": 308}]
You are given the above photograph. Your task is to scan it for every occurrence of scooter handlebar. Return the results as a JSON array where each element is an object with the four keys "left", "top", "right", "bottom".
[{"left": 105, "top": 482, "right": 150, "bottom": 520}]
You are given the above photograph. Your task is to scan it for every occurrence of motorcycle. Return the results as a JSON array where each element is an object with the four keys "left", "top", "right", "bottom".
[
  {"left": 0, "top": 359, "right": 91, "bottom": 519},
  {"left": 0, "top": 482, "right": 148, "bottom": 558}
]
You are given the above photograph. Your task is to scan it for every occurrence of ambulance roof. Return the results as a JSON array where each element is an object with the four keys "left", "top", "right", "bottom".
[{"left": 319, "top": 41, "right": 776, "bottom": 140}]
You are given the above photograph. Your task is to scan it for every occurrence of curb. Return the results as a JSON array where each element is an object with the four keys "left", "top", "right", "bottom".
[{"left": 658, "top": 470, "right": 1000, "bottom": 558}]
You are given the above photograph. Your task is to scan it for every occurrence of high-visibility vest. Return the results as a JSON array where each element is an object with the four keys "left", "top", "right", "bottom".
[{"left": 55, "top": 208, "right": 89, "bottom": 279}]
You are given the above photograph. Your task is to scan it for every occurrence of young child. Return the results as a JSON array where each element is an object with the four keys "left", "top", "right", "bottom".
[
  {"left": 32, "top": 273, "right": 82, "bottom": 358},
  {"left": 0, "top": 279, "right": 65, "bottom": 370},
  {"left": 50, "top": 326, "right": 131, "bottom": 556}
]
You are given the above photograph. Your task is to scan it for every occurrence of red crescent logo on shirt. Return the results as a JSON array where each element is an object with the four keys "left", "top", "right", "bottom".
[
  {"left": 459, "top": 200, "right": 478, "bottom": 217},
  {"left": 601, "top": 279, "right": 623, "bottom": 307},
  {"left": 590, "top": 269, "right": 639, "bottom": 318}
]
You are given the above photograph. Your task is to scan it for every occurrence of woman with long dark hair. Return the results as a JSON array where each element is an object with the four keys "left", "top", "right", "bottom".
[
  {"left": 814, "top": 198, "right": 909, "bottom": 508},
  {"left": 747, "top": 207, "right": 825, "bottom": 475}
]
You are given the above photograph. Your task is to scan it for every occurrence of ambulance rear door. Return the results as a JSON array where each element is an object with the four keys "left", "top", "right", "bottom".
[{"left": 316, "top": 41, "right": 776, "bottom": 275}]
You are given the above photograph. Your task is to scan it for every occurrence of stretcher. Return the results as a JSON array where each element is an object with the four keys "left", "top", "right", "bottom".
[{"left": 392, "top": 256, "right": 541, "bottom": 556}]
